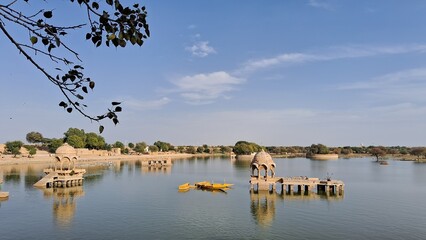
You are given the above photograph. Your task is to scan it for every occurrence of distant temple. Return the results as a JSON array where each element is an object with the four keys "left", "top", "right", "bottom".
[{"left": 34, "top": 143, "right": 86, "bottom": 188}]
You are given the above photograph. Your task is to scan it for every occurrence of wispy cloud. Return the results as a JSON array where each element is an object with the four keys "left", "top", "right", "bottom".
[
  {"left": 171, "top": 71, "right": 244, "bottom": 104},
  {"left": 186, "top": 41, "right": 216, "bottom": 57},
  {"left": 308, "top": 0, "right": 333, "bottom": 10},
  {"left": 187, "top": 24, "right": 197, "bottom": 30},
  {"left": 124, "top": 97, "right": 171, "bottom": 111},
  {"left": 238, "top": 44, "right": 426, "bottom": 74},
  {"left": 172, "top": 44, "right": 426, "bottom": 104},
  {"left": 339, "top": 67, "right": 426, "bottom": 90}
]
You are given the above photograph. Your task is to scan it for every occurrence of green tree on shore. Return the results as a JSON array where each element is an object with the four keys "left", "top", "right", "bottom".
[
  {"left": 5, "top": 141, "right": 24, "bottom": 157},
  {"left": 369, "top": 147, "right": 386, "bottom": 162},
  {"left": 148, "top": 145, "right": 159, "bottom": 152},
  {"left": 86, "top": 132, "right": 105, "bottom": 149},
  {"left": 134, "top": 142, "right": 147, "bottom": 154},
  {"left": 112, "top": 141, "right": 125, "bottom": 152},
  {"left": 153, "top": 141, "right": 173, "bottom": 152},
  {"left": 67, "top": 135, "right": 85, "bottom": 148},
  {"left": 186, "top": 146, "right": 196, "bottom": 154},
  {"left": 47, "top": 138, "right": 64, "bottom": 153},
  {"left": 233, "top": 141, "right": 262, "bottom": 155},
  {"left": 410, "top": 147, "right": 426, "bottom": 159},
  {"left": 24, "top": 145, "right": 37, "bottom": 157},
  {"left": 26, "top": 132, "right": 44, "bottom": 144}
]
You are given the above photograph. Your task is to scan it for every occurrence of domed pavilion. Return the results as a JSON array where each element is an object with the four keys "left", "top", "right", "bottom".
[
  {"left": 34, "top": 143, "right": 86, "bottom": 188},
  {"left": 250, "top": 150, "right": 276, "bottom": 179},
  {"left": 54, "top": 143, "right": 78, "bottom": 171}
]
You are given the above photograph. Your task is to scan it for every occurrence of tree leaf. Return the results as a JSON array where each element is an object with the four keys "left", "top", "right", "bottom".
[
  {"left": 30, "top": 36, "right": 38, "bottom": 45},
  {"left": 43, "top": 11, "right": 53, "bottom": 19},
  {"left": 108, "top": 34, "right": 116, "bottom": 40},
  {"left": 92, "top": 2, "right": 99, "bottom": 9},
  {"left": 67, "top": 107, "right": 73, "bottom": 113},
  {"left": 42, "top": 38, "right": 49, "bottom": 46},
  {"left": 115, "top": 106, "right": 122, "bottom": 112},
  {"left": 111, "top": 102, "right": 121, "bottom": 106},
  {"left": 59, "top": 101, "right": 67, "bottom": 108},
  {"left": 113, "top": 118, "right": 119, "bottom": 125},
  {"left": 89, "top": 81, "right": 95, "bottom": 89},
  {"left": 82, "top": 86, "right": 88, "bottom": 93},
  {"left": 99, "top": 125, "right": 104, "bottom": 134}
]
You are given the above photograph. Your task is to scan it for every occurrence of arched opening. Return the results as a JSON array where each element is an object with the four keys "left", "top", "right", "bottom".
[
  {"left": 251, "top": 165, "right": 259, "bottom": 177},
  {"left": 260, "top": 164, "right": 268, "bottom": 178},
  {"left": 55, "top": 157, "right": 61, "bottom": 171},
  {"left": 61, "top": 157, "right": 71, "bottom": 171}
]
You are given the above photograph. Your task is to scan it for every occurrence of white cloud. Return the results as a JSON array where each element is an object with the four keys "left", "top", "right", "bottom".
[
  {"left": 124, "top": 97, "right": 171, "bottom": 111},
  {"left": 239, "top": 44, "right": 426, "bottom": 74},
  {"left": 187, "top": 24, "right": 197, "bottom": 30},
  {"left": 171, "top": 71, "right": 245, "bottom": 104},
  {"left": 308, "top": 0, "right": 333, "bottom": 10},
  {"left": 339, "top": 67, "right": 426, "bottom": 90},
  {"left": 185, "top": 41, "right": 216, "bottom": 57},
  {"left": 239, "top": 53, "right": 324, "bottom": 73}
]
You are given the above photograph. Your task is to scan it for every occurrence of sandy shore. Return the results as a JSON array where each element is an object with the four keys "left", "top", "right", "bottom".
[{"left": 0, "top": 153, "right": 198, "bottom": 166}]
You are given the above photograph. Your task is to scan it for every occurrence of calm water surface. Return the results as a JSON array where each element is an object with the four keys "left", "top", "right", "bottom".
[{"left": 1, "top": 157, "right": 426, "bottom": 240}]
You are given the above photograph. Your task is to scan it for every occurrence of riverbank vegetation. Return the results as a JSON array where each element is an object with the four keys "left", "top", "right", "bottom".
[{"left": 1, "top": 132, "right": 426, "bottom": 161}]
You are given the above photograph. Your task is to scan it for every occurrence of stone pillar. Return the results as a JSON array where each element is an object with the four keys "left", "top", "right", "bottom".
[{"left": 305, "top": 185, "right": 311, "bottom": 193}]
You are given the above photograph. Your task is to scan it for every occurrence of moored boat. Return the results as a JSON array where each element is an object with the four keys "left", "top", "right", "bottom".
[
  {"left": 0, "top": 191, "right": 9, "bottom": 199},
  {"left": 178, "top": 182, "right": 190, "bottom": 190}
]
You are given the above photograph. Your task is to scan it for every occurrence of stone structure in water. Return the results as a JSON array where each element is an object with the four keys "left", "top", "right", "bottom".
[
  {"left": 34, "top": 143, "right": 86, "bottom": 188},
  {"left": 249, "top": 150, "right": 344, "bottom": 195}
]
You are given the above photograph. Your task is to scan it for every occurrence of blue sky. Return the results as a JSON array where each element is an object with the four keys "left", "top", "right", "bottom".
[{"left": 1, "top": 0, "right": 426, "bottom": 147}]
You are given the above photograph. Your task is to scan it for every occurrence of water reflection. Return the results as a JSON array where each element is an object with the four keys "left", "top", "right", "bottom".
[
  {"left": 141, "top": 166, "right": 171, "bottom": 174},
  {"left": 250, "top": 190, "right": 282, "bottom": 228},
  {"left": 41, "top": 187, "right": 84, "bottom": 228},
  {"left": 233, "top": 159, "right": 251, "bottom": 169},
  {"left": 250, "top": 188, "right": 344, "bottom": 227}
]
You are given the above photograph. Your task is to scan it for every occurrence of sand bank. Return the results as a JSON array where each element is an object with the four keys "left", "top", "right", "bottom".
[{"left": 0, "top": 153, "right": 196, "bottom": 166}]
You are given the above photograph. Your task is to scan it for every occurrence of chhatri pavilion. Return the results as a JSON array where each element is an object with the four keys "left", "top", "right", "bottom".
[
  {"left": 34, "top": 143, "right": 86, "bottom": 188},
  {"left": 249, "top": 150, "right": 344, "bottom": 195}
]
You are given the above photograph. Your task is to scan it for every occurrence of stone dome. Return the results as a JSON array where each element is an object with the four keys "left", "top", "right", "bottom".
[
  {"left": 251, "top": 150, "right": 275, "bottom": 167},
  {"left": 56, "top": 143, "right": 76, "bottom": 156}
]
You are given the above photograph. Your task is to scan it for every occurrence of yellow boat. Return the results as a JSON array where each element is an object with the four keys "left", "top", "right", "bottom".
[
  {"left": 222, "top": 183, "right": 234, "bottom": 188},
  {"left": 178, "top": 182, "right": 190, "bottom": 190},
  {"left": 209, "top": 183, "right": 231, "bottom": 190},
  {"left": 195, "top": 181, "right": 210, "bottom": 188}
]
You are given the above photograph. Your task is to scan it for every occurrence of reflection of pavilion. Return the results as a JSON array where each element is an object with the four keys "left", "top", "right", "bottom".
[
  {"left": 250, "top": 190, "right": 281, "bottom": 227},
  {"left": 141, "top": 166, "right": 171, "bottom": 174},
  {"left": 41, "top": 186, "right": 84, "bottom": 228},
  {"left": 250, "top": 189, "right": 343, "bottom": 227},
  {"left": 0, "top": 179, "right": 9, "bottom": 200}
]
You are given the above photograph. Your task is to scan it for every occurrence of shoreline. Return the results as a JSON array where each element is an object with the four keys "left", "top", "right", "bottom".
[
  {"left": 0, "top": 153, "right": 226, "bottom": 166},
  {"left": 1, "top": 153, "right": 423, "bottom": 167}
]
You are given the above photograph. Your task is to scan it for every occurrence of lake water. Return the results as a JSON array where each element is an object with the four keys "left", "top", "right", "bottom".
[{"left": 1, "top": 157, "right": 426, "bottom": 240}]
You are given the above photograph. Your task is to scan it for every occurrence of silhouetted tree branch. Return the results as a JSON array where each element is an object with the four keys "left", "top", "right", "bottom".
[{"left": 0, "top": 0, "right": 150, "bottom": 133}]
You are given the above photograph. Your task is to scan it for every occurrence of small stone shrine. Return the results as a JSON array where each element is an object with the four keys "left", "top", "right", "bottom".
[
  {"left": 249, "top": 150, "right": 344, "bottom": 195},
  {"left": 34, "top": 143, "right": 86, "bottom": 188}
]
